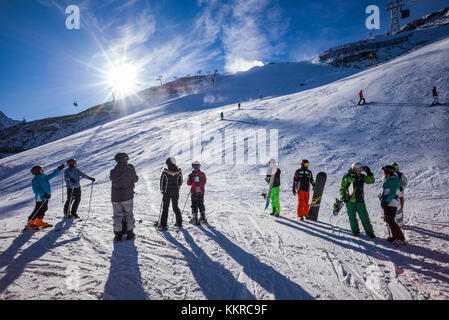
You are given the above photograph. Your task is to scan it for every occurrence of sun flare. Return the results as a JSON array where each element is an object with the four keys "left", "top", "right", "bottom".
[{"left": 106, "top": 63, "right": 139, "bottom": 98}]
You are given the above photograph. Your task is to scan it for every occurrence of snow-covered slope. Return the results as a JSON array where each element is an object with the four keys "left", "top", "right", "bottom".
[{"left": 0, "top": 35, "right": 448, "bottom": 300}]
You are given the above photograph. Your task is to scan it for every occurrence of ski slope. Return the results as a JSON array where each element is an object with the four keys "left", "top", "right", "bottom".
[{"left": 0, "top": 35, "right": 448, "bottom": 300}]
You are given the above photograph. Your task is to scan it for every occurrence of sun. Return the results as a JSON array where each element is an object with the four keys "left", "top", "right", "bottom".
[{"left": 106, "top": 63, "right": 139, "bottom": 99}]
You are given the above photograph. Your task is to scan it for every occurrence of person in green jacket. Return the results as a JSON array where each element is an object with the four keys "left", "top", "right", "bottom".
[{"left": 340, "top": 162, "right": 376, "bottom": 238}]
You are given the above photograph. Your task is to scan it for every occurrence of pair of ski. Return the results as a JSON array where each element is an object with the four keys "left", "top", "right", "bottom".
[
  {"left": 22, "top": 217, "right": 82, "bottom": 233},
  {"left": 262, "top": 167, "right": 327, "bottom": 221},
  {"left": 152, "top": 219, "right": 210, "bottom": 231}
]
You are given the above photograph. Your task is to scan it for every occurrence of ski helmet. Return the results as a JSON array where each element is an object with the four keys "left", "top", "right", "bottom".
[
  {"left": 301, "top": 159, "right": 310, "bottom": 167},
  {"left": 392, "top": 162, "right": 399, "bottom": 171},
  {"left": 269, "top": 159, "right": 276, "bottom": 168},
  {"left": 192, "top": 161, "right": 201, "bottom": 169},
  {"left": 30, "top": 166, "right": 42, "bottom": 175},
  {"left": 351, "top": 162, "right": 363, "bottom": 171},
  {"left": 166, "top": 157, "right": 176, "bottom": 166},
  {"left": 114, "top": 153, "right": 129, "bottom": 163},
  {"left": 67, "top": 158, "right": 77, "bottom": 167},
  {"left": 382, "top": 165, "right": 396, "bottom": 176}
]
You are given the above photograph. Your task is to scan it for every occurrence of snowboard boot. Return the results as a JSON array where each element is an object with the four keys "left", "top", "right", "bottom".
[
  {"left": 352, "top": 232, "right": 360, "bottom": 237},
  {"left": 386, "top": 237, "right": 395, "bottom": 243},
  {"left": 199, "top": 213, "right": 207, "bottom": 224},
  {"left": 113, "top": 232, "right": 123, "bottom": 242},
  {"left": 367, "top": 233, "right": 376, "bottom": 239},
  {"left": 300, "top": 217, "right": 304, "bottom": 221},
  {"left": 126, "top": 230, "right": 135, "bottom": 241},
  {"left": 270, "top": 207, "right": 276, "bottom": 216}
]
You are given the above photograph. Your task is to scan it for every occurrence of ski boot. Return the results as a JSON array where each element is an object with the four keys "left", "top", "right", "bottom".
[
  {"left": 126, "top": 229, "right": 135, "bottom": 241},
  {"left": 352, "top": 232, "right": 360, "bottom": 237},
  {"left": 25, "top": 220, "right": 39, "bottom": 231},
  {"left": 199, "top": 217, "right": 207, "bottom": 224},
  {"left": 113, "top": 232, "right": 123, "bottom": 242},
  {"left": 34, "top": 218, "right": 51, "bottom": 228},
  {"left": 190, "top": 216, "right": 200, "bottom": 225},
  {"left": 71, "top": 212, "right": 80, "bottom": 219},
  {"left": 367, "top": 233, "right": 376, "bottom": 239},
  {"left": 392, "top": 239, "right": 406, "bottom": 247},
  {"left": 386, "top": 237, "right": 395, "bottom": 243},
  {"left": 174, "top": 221, "right": 183, "bottom": 228}
]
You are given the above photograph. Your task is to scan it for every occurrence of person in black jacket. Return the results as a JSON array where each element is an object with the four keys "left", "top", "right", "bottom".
[
  {"left": 265, "top": 159, "right": 281, "bottom": 217},
  {"left": 159, "top": 157, "right": 183, "bottom": 229},
  {"left": 292, "top": 159, "right": 315, "bottom": 220},
  {"left": 110, "top": 153, "right": 138, "bottom": 242}
]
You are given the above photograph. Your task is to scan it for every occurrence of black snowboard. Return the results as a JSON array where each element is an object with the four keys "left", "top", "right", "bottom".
[{"left": 308, "top": 172, "right": 327, "bottom": 221}]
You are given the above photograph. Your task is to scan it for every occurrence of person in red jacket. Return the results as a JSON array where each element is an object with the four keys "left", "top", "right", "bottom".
[
  {"left": 358, "top": 90, "right": 366, "bottom": 106},
  {"left": 187, "top": 161, "right": 207, "bottom": 224}
]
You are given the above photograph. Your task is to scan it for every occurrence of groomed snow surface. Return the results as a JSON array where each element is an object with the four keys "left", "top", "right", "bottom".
[{"left": 0, "top": 36, "right": 448, "bottom": 300}]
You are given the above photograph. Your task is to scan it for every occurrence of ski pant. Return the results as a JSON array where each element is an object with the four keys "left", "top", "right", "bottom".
[
  {"left": 358, "top": 98, "right": 366, "bottom": 105},
  {"left": 112, "top": 199, "right": 135, "bottom": 232},
  {"left": 297, "top": 190, "right": 310, "bottom": 217},
  {"left": 191, "top": 194, "right": 206, "bottom": 220},
  {"left": 271, "top": 187, "right": 280, "bottom": 214},
  {"left": 432, "top": 96, "right": 439, "bottom": 105},
  {"left": 28, "top": 201, "right": 48, "bottom": 221},
  {"left": 161, "top": 193, "right": 183, "bottom": 227},
  {"left": 346, "top": 202, "right": 374, "bottom": 235},
  {"left": 382, "top": 203, "right": 405, "bottom": 241},
  {"left": 64, "top": 187, "right": 81, "bottom": 215}
]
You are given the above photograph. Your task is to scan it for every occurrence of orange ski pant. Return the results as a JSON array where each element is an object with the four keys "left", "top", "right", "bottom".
[{"left": 297, "top": 190, "right": 310, "bottom": 217}]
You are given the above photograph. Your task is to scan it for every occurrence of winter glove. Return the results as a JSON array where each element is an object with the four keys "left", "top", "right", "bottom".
[
  {"left": 58, "top": 164, "right": 65, "bottom": 171},
  {"left": 292, "top": 188, "right": 296, "bottom": 195},
  {"left": 364, "top": 166, "right": 373, "bottom": 176},
  {"left": 43, "top": 193, "right": 51, "bottom": 200},
  {"left": 265, "top": 177, "right": 271, "bottom": 184},
  {"left": 89, "top": 177, "right": 96, "bottom": 182},
  {"left": 70, "top": 178, "right": 76, "bottom": 184}
]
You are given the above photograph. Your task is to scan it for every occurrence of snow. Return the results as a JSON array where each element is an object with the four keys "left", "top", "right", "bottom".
[{"left": 0, "top": 34, "right": 448, "bottom": 300}]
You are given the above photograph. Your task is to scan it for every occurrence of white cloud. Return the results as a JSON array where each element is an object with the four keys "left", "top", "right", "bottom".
[{"left": 225, "top": 57, "right": 264, "bottom": 73}]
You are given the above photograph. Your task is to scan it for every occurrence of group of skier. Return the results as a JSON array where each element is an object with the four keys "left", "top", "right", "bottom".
[
  {"left": 25, "top": 152, "right": 407, "bottom": 246},
  {"left": 358, "top": 87, "right": 440, "bottom": 106}
]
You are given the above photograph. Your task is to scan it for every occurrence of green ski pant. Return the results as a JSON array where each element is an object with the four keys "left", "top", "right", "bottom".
[
  {"left": 271, "top": 187, "right": 280, "bottom": 214},
  {"left": 346, "top": 202, "right": 374, "bottom": 235}
]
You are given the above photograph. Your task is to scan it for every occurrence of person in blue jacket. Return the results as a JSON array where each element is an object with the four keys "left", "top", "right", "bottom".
[
  {"left": 26, "top": 163, "right": 65, "bottom": 230},
  {"left": 64, "top": 158, "right": 95, "bottom": 219}
]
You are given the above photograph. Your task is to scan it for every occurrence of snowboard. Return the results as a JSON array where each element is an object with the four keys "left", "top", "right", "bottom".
[
  {"left": 264, "top": 165, "right": 278, "bottom": 211},
  {"left": 396, "top": 208, "right": 404, "bottom": 225},
  {"left": 307, "top": 172, "right": 327, "bottom": 221}
]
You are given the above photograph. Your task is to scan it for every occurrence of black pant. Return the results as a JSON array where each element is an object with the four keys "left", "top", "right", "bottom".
[
  {"left": 358, "top": 98, "right": 366, "bottom": 105},
  {"left": 161, "top": 193, "right": 182, "bottom": 226},
  {"left": 383, "top": 204, "right": 405, "bottom": 241},
  {"left": 64, "top": 187, "right": 81, "bottom": 215},
  {"left": 191, "top": 194, "right": 205, "bottom": 219},
  {"left": 28, "top": 201, "right": 48, "bottom": 221}
]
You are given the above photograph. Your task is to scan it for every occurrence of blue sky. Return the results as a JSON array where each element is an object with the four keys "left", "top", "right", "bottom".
[{"left": 0, "top": 0, "right": 447, "bottom": 121}]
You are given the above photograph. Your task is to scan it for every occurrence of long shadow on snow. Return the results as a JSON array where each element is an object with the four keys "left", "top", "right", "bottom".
[
  {"left": 162, "top": 229, "right": 256, "bottom": 300},
  {"left": 275, "top": 219, "right": 449, "bottom": 285},
  {"left": 403, "top": 225, "right": 449, "bottom": 242},
  {"left": 199, "top": 226, "right": 314, "bottom": 300},
  {"left": 103, "top": 240, "right": 149, "bottom": 300},
  {"left": 0, "top": 231, "right": 34, "bottom": 270},
  {"left": 0, "top": 220, "right": 79, "bottom": 294}
]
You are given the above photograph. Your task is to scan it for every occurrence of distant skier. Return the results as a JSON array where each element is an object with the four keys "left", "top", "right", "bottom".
[
  {"left": 392, "top": 162, "right": 407, "bottom": 219},
  {"left": 292, "top": 159, "right": 315, "bottom": 221},
  {"left": 25, "top": 163, "right": 65, "bottom": 231},
  {"left": 187, "top": 161, "right": 207, "bottom": 225},
  {"left": 220, "top": 112, "right": 224, "bottom": 120},
  {"left": 380, "top": 165, "right": 406, "bottom": 246},
  {"left": 340, "top": 163, "right": 376, "bottom": 238},
  {"left": 159, "top": 157, "right": 183, "bottom": 230},
  {"left": 265, "top": 159, "right": 281, "bottom": 217},
  {"left": 238, "top": 103, "right": 241, "bottom": 110},
  {"left": 64, "top": 159, "right": 95, "bottom": 219},
  {"left": 431, "top": 86, "right": 439, "bottom": 106},
  {"left": 358, "top": 90, "right": 366, "bottom": 106},
  {"left": 110, "top": 153, "right": 138, "bottom": 242}
]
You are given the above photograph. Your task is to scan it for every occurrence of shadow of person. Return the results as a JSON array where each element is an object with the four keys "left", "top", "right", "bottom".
[
  {"left": 103, "top": 240, "right": 149, "bottom": 300},
  {"left": 162, "top": 229, "right": 256, "bottom": 300},
  {"left": 0, "top": 231, "right": 34, "bottom": 270},
  {"left": 0, "top": 220, "right": 79, "bottom": 294},
  {"left": 199, "top": 226, "right": 314, "bottom": 300}
]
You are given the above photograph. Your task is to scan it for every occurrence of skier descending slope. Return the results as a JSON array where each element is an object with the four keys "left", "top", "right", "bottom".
[
  {"left": 25, "top": 163, "right": 65, "bottom": 231},
  {"left": 292, "top": 159, "right": 315, "bottom": 221},
  {"left": 431, "top": 86, "right": 439, "bottom": 106},
  {"left": 110, "top": 153, "right": 138, "bottom": 242},
  {"left": 187, "top": 161, "right": 207, "bottom": 225},
  {"left": 340, "top": 163, "right": 376, "bottom": 238},
  {"left": 392, "top": 162, "right": 407, "bottom": 225},
  {"left": 265, "top": 159, "right": 281, "bottom": 217},
  {"left": 380, "top": 165, "right": 406, "bottom": 247},
  {"left": 158, "top": 157, "right": 183, "bottom": 230},
  {"left": 63, "top": 159, "right": 95, "bottom": 219},
  {"left": 358, "top": 90, "right": 366, "bottom": 106}
]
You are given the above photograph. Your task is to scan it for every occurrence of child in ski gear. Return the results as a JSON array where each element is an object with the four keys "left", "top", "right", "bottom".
[
  {"left": 266, "top": 159, "right": 281, "bottom": 216},
  {"left": 292, "top": 159, "right": 315, "bottom": 220},
  {"left": 431, "top": 87, "right": 439, "bottom": 106},
  {"left": 340, "top": 163, "right": 376, "bottom": 238},
  {"left": 358, "top": 90, "right": 366, "bottom": 106},
  {"left": 64, "top": 158, "right": 95, "bottom": 219},
  {"left": 26, "top": 164, "right": 65, "bottom": 230},
  {"left": 187, "top": 161, "right": 207, "bottom": 224},
  {"left": 381, "top": 165, "right": 406, "bottom": 246},
  {"left": 110, "top": 153, "right": 138, "bottom": 242},
  {"left": 159, "top": 157, "right": 183, "bottom": 229},
  {"left": 392, "top": 162, "right": 407, "bottom": 217}
]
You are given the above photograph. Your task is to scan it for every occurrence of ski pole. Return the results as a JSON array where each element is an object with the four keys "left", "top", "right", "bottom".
[
  {"left": 66, "top": 186, "right": 75, "bottom": 218},
  {"left": 182, "top": 192, "right": 191, "bottom": 214},
  {"left": 28, "top": 199, "right": 49, "bottom": 222},
  {"left": 77, "top": 181, "right": 94, "bottom": 238},
  {"left": 157, "top": 197, "right": 163, "bottom": 224},
  {"left": 61, "top": 171, "right": 64, "bottom": 204}
]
